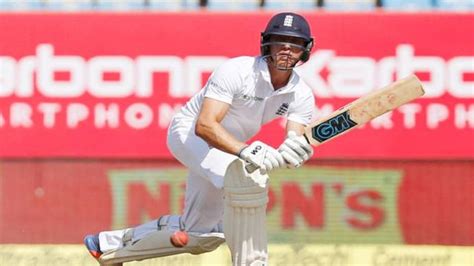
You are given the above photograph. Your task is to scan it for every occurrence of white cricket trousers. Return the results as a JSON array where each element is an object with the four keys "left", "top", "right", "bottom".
[
  {"left": 167, "top": 118, "right": 226, "bottom": 233},
  {"left": 98, "top": 114, "right": 236, "bottom": 251},
  {"left": 167, "top": 114, "right": 237, "bottom": 233}
]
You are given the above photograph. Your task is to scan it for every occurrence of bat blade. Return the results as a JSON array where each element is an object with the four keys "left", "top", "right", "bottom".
[{"left": 305, "top": 74, "right": 425, "bottom": 146}]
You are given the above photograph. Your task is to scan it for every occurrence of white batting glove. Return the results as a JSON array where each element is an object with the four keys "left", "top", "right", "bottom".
[
  {"left": 238, "top": 141, "right": 285, "bottom": 172},
  {"left": 278, "top": 131, "right": 314, "bottom": 168}
]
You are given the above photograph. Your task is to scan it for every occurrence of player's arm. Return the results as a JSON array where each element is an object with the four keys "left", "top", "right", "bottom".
[
  {"left": 195, "top": 97, "right": 246, "bottom": 155},
  {"left": 196, "top": 97, "right": 285, "bottom": 172},
  {"left": 285, "top": 120, "right": 306, "bottom": 135}
]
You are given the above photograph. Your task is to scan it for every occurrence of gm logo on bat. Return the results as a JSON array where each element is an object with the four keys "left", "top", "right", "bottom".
[{"left": 311, "top": 111, "right": 358, "bottom": 142}]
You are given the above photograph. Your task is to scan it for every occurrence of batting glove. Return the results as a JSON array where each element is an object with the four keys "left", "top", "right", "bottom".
[
  {"left": 278, "top": 131, "right": 314, "bottom": 168},
  {"left": 239, "top": 141, "right": 285, "bottom": 172}
]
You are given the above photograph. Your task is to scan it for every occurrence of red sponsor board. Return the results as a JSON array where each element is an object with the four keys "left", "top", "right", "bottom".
[
  {"left": 0, "top": 12, "right": 472, "bottom": 159},
  {"left": 0, "top": 160, "right": 473, "bottom": 245}
]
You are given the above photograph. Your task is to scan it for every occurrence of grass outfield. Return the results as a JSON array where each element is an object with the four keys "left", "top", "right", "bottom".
[{"left": 0, "top": 244, "right": 473, "bottom": 266}]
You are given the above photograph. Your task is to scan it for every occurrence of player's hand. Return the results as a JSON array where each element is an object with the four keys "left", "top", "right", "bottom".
[
  {"left": 278, "top": 131, "right": 314, "bottom": 168},
  {"left": 238, "top": 141, "right": 285, "bottom": 172}
]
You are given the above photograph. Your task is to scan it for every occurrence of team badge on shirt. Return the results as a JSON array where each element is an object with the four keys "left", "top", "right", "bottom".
[{"left": 276, "top": 103, "right": 289, "bottom": 115}]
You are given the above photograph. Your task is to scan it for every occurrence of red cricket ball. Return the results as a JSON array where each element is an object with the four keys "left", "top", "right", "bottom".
[{"left": 170, "top": 231, "right": 189, "bottom": 248}]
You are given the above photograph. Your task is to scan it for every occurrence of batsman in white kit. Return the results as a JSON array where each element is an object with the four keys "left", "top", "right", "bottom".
[{"left": 84, "top": 12, "right": 315, "bottom": 265}]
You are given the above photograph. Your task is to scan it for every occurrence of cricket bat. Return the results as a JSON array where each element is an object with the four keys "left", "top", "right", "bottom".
[
  {"left": 304, "top": 74, "right": 424, "bottom": 146},
  {"left": 246, "top": 74, "right": 425, "bottom": 172}
]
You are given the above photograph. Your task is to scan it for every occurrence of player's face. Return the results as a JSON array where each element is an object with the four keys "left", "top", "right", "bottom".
[{"left": 268, "top": 35, "right": 306, "bottom": 70}]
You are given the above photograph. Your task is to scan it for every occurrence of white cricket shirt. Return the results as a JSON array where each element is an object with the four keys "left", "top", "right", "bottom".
[{"left": 174, "top": 56, "right": 315, "bottom": 142}]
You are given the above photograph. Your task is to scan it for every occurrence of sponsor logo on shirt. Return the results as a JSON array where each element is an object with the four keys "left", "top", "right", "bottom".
[
  {"left": 276, "top": 103, "right": 289, "bottom": 115},
  {"left": 240, "top": 94, "right": 264, "bottom": 102},
  {"left": 206, "top": 80, "right": 223, "bottom": 91}
]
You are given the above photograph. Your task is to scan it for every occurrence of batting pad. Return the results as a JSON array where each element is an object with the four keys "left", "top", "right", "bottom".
[
  {"left": 98, "top": 230, "right": 225, "bottom": 265},
  {"left": 224, "top": 159, "right": 269, "bottom": 266}
]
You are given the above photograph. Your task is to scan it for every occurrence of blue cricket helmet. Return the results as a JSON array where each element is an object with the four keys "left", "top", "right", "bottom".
[{"left": 260, "top": 12, "right": 314, "bottom": 62}]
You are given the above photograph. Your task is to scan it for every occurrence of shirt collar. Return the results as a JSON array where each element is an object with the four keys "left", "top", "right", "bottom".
[{"left": 258, "top": 56, "right": 299, "bottom": 94}]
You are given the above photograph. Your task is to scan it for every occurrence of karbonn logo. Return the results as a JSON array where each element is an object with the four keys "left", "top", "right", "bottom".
[
  {"left": 312, "top": 111, "right": 358, "bottom": 142},
  {"left": 251, "top": 145, "right": 262, "bottom": 155},
  {"left": 298, "top": 44, "right": 473, "bottom": 99},
  {"left": 0, "top": 44, "right": 228, "bottom": 98},
  {"left": 0, "top": 43, "right": 472, "bottom": 99}
]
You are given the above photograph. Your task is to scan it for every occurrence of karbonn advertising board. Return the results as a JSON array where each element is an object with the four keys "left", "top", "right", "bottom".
[{"left": 0, "top": 13, "right": 473, "bottom": 159}]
